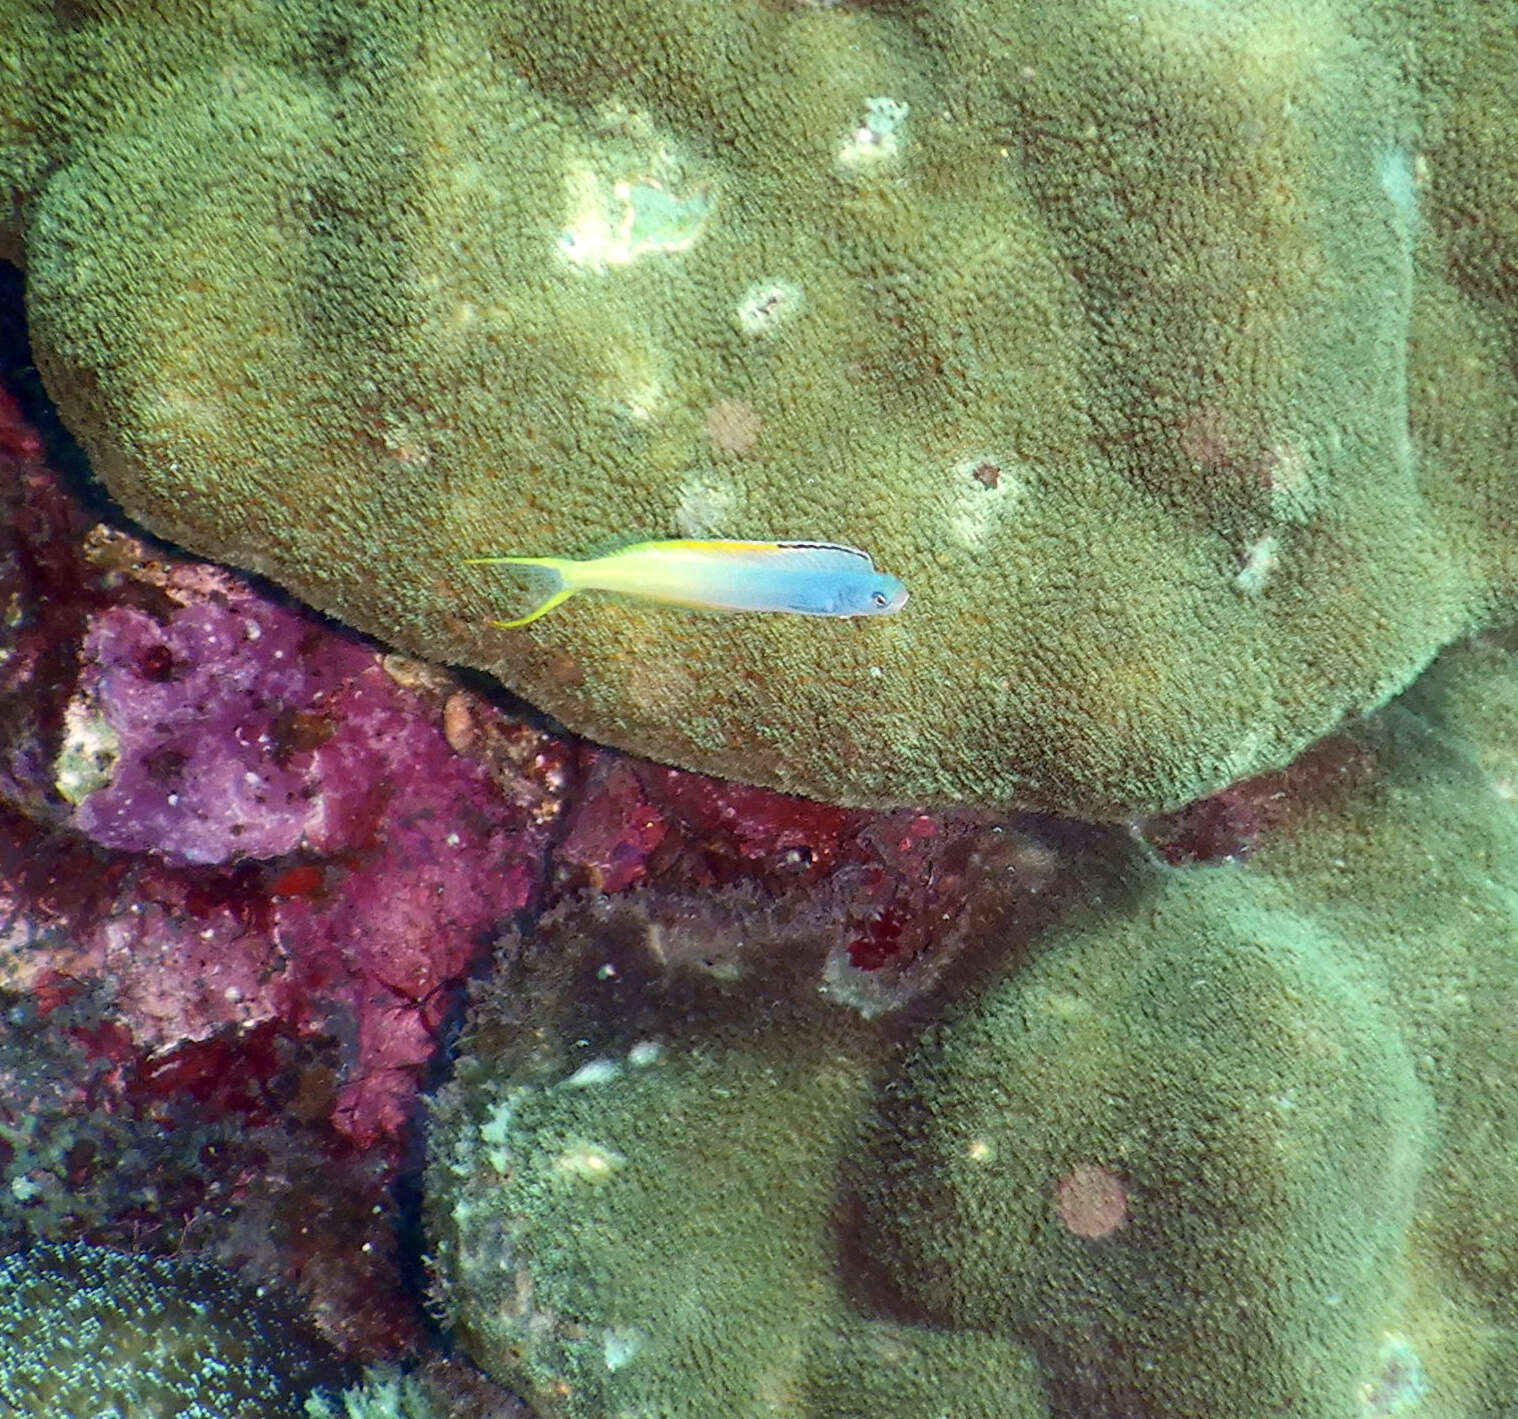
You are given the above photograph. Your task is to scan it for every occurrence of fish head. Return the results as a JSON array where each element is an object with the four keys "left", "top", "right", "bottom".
[{"left": 854, "top": 572, "right": 909, "bottom": 616}]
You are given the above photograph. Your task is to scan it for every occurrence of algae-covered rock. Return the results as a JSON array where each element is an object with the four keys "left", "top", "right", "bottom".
[
  {"left": 3, "top": 1, "right": 1515, "bottom": 815},
  {"left": 426, "top": 636, "right": 1518, "bottom": 1416}
]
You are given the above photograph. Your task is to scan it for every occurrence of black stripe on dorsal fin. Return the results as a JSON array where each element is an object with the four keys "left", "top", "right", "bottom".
[{"left": 769, "top": 541, "right": 877, "bottom": 571}]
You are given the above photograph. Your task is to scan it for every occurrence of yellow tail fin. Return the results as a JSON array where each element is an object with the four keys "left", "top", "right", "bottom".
[
  {"left": 489, "top": 587, "right": 577, "bottom": 629},
  {"left": 462, "top": 555, "right": 577, "bottom": 629}
]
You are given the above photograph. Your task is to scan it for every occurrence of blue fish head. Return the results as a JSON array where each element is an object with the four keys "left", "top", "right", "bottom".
[{"left": 851, "top": 572, "right": 909, "bottom": 616}]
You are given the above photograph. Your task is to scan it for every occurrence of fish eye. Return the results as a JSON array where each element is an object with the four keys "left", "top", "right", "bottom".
[{"left": 871, "top": 590, "right": 889, "bottom": 608}]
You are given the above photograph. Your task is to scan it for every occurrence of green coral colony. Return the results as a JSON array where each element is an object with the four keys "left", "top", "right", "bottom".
[
  {"left": 2, "top": 0, "right": 1517, "bottom": 1417},
  {"left": 0, "top": 1244, "right": 350, "bottom": 1417},
  {"left": 0, "top": 1244, "right": 452, "bottom": 1417},
  {"left": 4, "top": 0, "right": 1513, "bottom": 816},
  {"left": 426, "top": 639, "right": 1518, "bottom": 1417}
]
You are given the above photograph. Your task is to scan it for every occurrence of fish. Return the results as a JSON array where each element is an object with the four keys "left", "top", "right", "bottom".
[{"left": 462, "top": 538, "right": 909, "bottom": 628}]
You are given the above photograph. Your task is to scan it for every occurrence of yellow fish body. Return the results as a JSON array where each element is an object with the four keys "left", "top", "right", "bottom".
[{"left": 463, "top": 539, "right": 909, "bottom": 628}]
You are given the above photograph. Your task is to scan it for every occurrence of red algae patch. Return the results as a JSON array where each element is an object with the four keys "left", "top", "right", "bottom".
[{"left": 1054, "top": 1163, "right": 1128, "bottom": 1238}]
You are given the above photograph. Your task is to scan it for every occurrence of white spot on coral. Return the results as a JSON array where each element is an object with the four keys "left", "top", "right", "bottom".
[
  {"left": 558, "top": 168, "right": 713, "bottom": 272},
  {"left": 479, "top": 1092, "right": 526, "bottom": 1174},
  {"left": 736, "top": 280, "right": 803, "bottom": 338},
  {"left": 1361, "top": 1332, "right": 1427, "bottom": 1417},
  {"left": 563, "top": 1058, "right": 622, "bottom": 1088},
  {"left": 553, "top": 1144, "right": 626, "bottom": 1180},
  {"left": 1378, "top": 147, "right": 1418, "bottom": 233},
  {"left": 836, "top": 96, "right": 910, "bottom": 171},
  {"left": 1234, "top": 535, "right": 1278, "bottom": 596},
  {"left": 618, "top": 374, "right": 666, "bottom": 423},
  {"left": 1266, "top": 440, "right": 1316, "bottom": 523},
  {"left": 674, "top": 476, "right": 744, "bottom": 538},
  {"left": 947, "top": 454, "right": 1027, "bottom": 551},
  {"left": 603, "top": 1326, "right": 646, "bottom": 1371},
  {"left": 598, "top": 339, "right": 670, "bottom": 423},
  {"left": 627, "top": 1040, "right": 663, "bottom": 1068}
]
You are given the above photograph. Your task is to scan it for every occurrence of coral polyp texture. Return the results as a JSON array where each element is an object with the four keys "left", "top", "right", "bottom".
[
  {"left": 426, "top": 637, "right": 1518, "bottom": 1417},
  {"left": 0, "top": 1243, "right": 352, "bottom": 1417},
  {"left": 2, "top": 2, "right": 1513, "bottom": 814}
]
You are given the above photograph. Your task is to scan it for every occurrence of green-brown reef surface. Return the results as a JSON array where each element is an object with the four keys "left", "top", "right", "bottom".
[
  {"left": 3, "top": 6, "right": 1518, "bottom": 1410},
  {"left": 3, "top": 0, "right": 1515, "bottom": 814},
  {"left": 426, "top": 634, "right": 1518, "bottom": 1418}
]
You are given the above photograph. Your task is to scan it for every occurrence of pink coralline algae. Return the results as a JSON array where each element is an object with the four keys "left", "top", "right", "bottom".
[
  {"left": 66, "top": 573, "right": 372, "bottom": 865},
  {"left": 555, "top": 750, "right": 857, "bottom": 895},
  {"left": 22, "top": 639, "right": 562, "bottom": 1144},
  {"left": 1, "top": 434, "right": 567, "bottom": 1149}
]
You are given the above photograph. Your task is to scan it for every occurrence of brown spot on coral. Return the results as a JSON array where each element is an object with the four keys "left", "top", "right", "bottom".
[
  {"left": 1054, "top": 1163, "right": 1128, "bottom": 1238},
  {"left": 271, "top": 708, "right": 336, "bottom": 764},
  {"left": 705, "top": 399, "right": 762, "bottom": 455},
  {"left": 1176, "top": 405, "right": 1236, "bottom": 473},
  {"left": 546, "top": 650, "right": 585, "bottom": 688},
  {"left": 972, "top": 461, "right": 1000, "bottom": 489},
  {"left": 1142, "top": 787, "right": 1264, "bottom": 865}
]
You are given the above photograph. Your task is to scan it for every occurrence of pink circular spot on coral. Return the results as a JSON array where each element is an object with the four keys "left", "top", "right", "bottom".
[
  {"left": 1054, "top": 1163, "right": 1128, "bottom": 1238},
  {"left": 704, "top": 398, "right": 762, "bottom": 455}
]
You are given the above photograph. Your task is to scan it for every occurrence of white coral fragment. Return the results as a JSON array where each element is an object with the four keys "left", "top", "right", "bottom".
[{"left": 736, "top": 280, "right": 803, "bottom": 338}]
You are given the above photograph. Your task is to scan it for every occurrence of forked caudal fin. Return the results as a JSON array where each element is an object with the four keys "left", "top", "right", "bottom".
[{"left": 461, "top": 555, "right": 578, "bottom": 628}]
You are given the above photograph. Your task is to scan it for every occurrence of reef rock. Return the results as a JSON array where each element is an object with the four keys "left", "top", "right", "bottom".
[
  {"left": 3, "top": 2, "right": 1515, "bottom": 814},
  {"left": 0, "top": 439, "right": 568, "bottom": 1150}
]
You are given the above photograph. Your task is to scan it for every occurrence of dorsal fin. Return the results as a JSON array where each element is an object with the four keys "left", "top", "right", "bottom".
[
  {"left": 772, "top": 540, "right": 876, "bottom": 571},
  {"left": 658, "top": 539, "right": 877, "bottom": 572}
]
